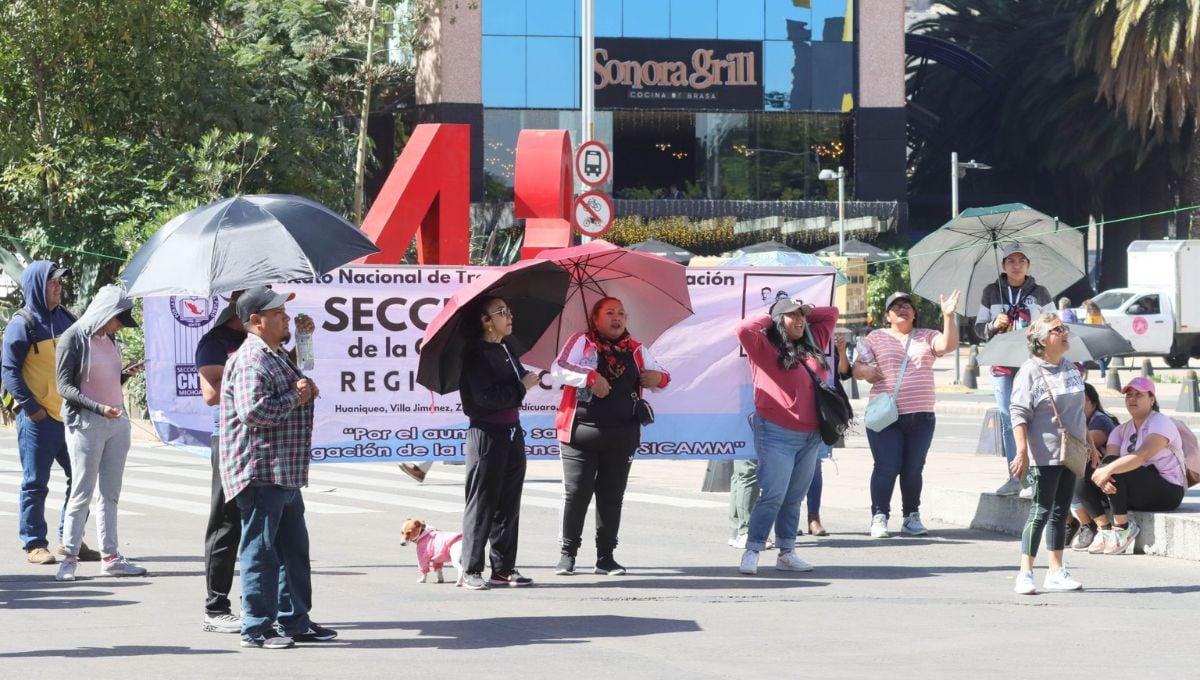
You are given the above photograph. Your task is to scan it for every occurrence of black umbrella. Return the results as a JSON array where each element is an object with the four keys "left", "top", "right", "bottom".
[
  {"left": 813, "top": 239, "right": 891, "bottom": 263},
  {"left": 417, "top": 260, "right": 569, "bottom": 394},
  {"left": 737, "top": 240, "right": 800, "bottom": 255},
  {"left": 121, "top": 194, "right": 380, "bottom": 297},
  {"left": 627, "top": 238, "right": 697, "bottom": 265},
  {"left": 976, "top": 323, "right": 1134, "bottom": 367}
]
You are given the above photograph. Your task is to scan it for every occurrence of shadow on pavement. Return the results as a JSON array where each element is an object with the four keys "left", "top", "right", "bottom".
[
  {"left": 0, "top": 577, "right": 148, "bottom": 610},
  {"left": 0, "top": 645, "right": 234, "bottom": 658},
  {"left": 323, "top": 614, "right": 702, "bottom": 649}
]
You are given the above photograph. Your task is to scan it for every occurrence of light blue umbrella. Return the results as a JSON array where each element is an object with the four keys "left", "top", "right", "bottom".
[{"left": 726, "top": 241, "right": 849, "bottom": 285}]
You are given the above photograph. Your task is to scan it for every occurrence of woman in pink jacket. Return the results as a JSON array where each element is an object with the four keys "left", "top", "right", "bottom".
[
  {"left": 735, "top": 297, "right": 838, "bottom": 575},
  {"left": 550, "top": 297, "right": 669, "bottom": 578}
]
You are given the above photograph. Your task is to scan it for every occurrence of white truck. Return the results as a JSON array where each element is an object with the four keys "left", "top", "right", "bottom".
[{"left": 1090, "top": 240, "right": 1200, "bottom": 368}]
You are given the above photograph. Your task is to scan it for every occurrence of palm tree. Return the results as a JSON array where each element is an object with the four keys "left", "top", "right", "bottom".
[{"left": 1072, "top": 0, "right": 1200, "bottom": 236}]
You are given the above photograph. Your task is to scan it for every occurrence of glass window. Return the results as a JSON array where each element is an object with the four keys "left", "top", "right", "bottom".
[
  {"left": 670, "top": 0, "right": 717, "bottom": 39},
  {"left": 483, "top": 0, "right": 525, "bottom": 35},
  {"left": 763, "top": 40, "right": 806, "bottom": 111},
  {"left": 483, "top": 110, "right": 614, "bottom": 198},
  {"left": 526, "top": 37, "right": 579, "bottom": 109},
  {"left": 717, "top": 0, "right": 763, "bottom": 40},
  {"left": 764, "top": 0, "right": 812, "bottom": 41},
  {"left": 595, "top": 0, "right": 623, "bottom": 37},
  {"left": 811, "top": 0, "right": 849, "bottom": 42},
  {"left": 623, "top": 0, "right": 669, "bottom": 38},
  {"left": 1129, "top": 295, "right": 1160, "bottom": 315},
  {"left": 482, "top": 36, "right": 527, "bottom": 108},
  {"left": 527, "top": 0, "right": 574, "bottom": 36},
  {"left": 811, "top": 41, "right": 853, "bottom": 112}
]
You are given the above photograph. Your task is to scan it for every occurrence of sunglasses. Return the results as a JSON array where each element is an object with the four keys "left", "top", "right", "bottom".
[
  {"left": 1047, "top": 325, "right": 1069, "bottom": 336},
  {"left": 1127, "top": 431, "right": 1138, "bottom": 454}
]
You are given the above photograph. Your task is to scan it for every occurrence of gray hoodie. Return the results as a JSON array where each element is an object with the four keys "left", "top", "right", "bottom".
[
  {"left": 54, "top": 285, "right": 133, "bottom": 427},
  {"left": 1009, "top": 356, "right": 1087, "bottom": 466}
]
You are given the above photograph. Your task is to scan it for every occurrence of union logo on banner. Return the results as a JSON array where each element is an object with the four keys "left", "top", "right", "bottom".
[
  {"left": 170, "top": 295, "right": 220, "bottom": 397},
  {"left": 169, "top": 296, "right": 219, "bottom": 327}
]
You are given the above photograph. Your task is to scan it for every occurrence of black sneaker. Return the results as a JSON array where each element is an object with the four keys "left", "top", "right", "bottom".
[
  {"left": 488, "top": 570, "right": 534, "bottom": 587},
  {"left": 288, "top": 622, "right": 338, "bottom": 642},
  {"left": 241, "top": 630, "right": 294, "bottom": 649},
  {"left": 595, "top": 555, "right": 626, "bottom": 576},
  {"left": 555, "top": 554, "right": 576, "bottom": 576}
]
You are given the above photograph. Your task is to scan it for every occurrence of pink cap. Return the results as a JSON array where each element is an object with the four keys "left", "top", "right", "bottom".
[{"left": 1121, "top": 376, "right": 1156, "bottom": 396}]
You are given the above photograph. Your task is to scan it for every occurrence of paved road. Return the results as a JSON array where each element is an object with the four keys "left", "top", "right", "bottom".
[{"left": 1, "top": 433, "right": 1197, "bottom": 679}]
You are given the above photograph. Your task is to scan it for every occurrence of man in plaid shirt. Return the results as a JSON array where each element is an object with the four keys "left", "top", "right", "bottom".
[{"left": 219, "top": 286, "right": 336, "bottom": 650}]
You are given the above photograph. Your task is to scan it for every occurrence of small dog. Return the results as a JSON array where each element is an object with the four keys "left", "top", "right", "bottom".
[{"left": 400, "top": 518, "right": 465, "bottom": 586}]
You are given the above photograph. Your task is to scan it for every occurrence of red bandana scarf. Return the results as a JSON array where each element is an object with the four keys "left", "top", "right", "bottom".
[{"left": 588, "top": 329, "right": 636, "bottom": 380}]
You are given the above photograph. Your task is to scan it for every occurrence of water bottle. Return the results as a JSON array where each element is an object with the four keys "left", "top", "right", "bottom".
[{"left": 295, "top": 313, "right": 315, "bottom": 372}]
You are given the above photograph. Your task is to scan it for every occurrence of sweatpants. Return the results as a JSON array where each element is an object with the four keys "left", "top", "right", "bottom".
[
  {"left": 61, "top": 411, "right": 132, "bottom": 558},
  {"left": 1076, "top": 455, "right": 1185, "bottom": 518},
  {"left": 205, "top": 436, "right": 242, "bottom": 615},
  {"left": 558, "top": 421, "right": 639, "bottom": 557},
  {"left": 1021, "top": 464, "right": 1075, "bottom": 557},
  {"left": 461, "top": 424, "right": 526, "bottom": 576}
]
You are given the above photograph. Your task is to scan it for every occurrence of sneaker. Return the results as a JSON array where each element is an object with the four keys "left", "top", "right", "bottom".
[
  {"left": 289, "top": 623, "right": 338, "bottom": 642},
  {"left": 55, "top": 556, "right": 78, "bottom": 581},
  {"left": 1018, "top": 485, "right": 1034, "bottom": 499},
  {"left": 870, "top": 513, "right": 889, "bottom": 539},
  {"left": 995, "top": 477, "right": 1023, "bottom": 496},
  {"left": 1043, "top": 567, "right": 1083, "bottom": 591},
  {"left": 101, "top": 555, "right": 146, "bottom": 576},
  {"left": 727, "top": 534, "right": 747, "bottom": 549},
  {"left": 398, "top": 463, "right": 426, "bottom": 483},
  {"left": 901, "top": 512, "right": 929, "bottom": 536},
  {"left": 489, "top": 570, "right": 534, "bottom": 586},
  {"left": 738, "top": 549, "right": 759, "bottom": 575},
  {"left": 462, "top": 573, "right": 489, "bottom": 590},
  {"left": 1013, "top": 570, "right": 1037, "bottom": 595},
  {"left": 775, "top": 550, "right": 814, "bottom": 572},
  {"left": 594, "top": 555, "right": 626, "bottom": 576},
  {"left": 58, "top": 543, "right": 101, "bottom": 562},
  {"left": 1072, "top": 524, "right": 1096, "bottom": 551},
  {"left": 203, "top": 612, "right": 241, "bottom": 634},
  {"left": 240, "top": 630, "right": 294, "bottom": 649},
  {"left": 1087, "top": 529, "right": 1113, "bottom": 554},
  {"left": 555, "top": 554, "right": 576, "bottom": 575},
  {"left": 1104, "top": 520, "right": 1139, "bottom": 555},
  {"left": 1064, "top": 516, "right": 1081, "bottom": 547},
  {"left": 26, "top": 547, "right": 56, "bottom": 565}
]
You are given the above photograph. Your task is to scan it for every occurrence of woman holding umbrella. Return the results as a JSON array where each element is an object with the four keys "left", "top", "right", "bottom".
[
  {"left": 551, "top": 297, "right": 670, "bottom": 577},
  {"left": 457, "top": 296, "right": 541, "bottom": 590}
]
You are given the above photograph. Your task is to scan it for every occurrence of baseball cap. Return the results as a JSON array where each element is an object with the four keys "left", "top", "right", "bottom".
[
  {"left": 769, "top": 297, "right": 813, "bottom": 319},
  {"left": 236, "top": 286, "right": 295, "bottom": 323},
  {"left": 884, "top": 291, "right": 914, "bottom": 311},
  {"left": 1120, "top": 376, "right": 1156, "bottom": 396},
  {"left": 114, "top": 308, "right": 139, "bottom": 329},
  {"left": 213, "top": 290, "right": 247, "bottom": 327},
  {"left": 1001, "top": 243, "right": 1029, "bottom": 261},
  {"left": 49, "top": 263, "right": 72, "bottom": 280}
]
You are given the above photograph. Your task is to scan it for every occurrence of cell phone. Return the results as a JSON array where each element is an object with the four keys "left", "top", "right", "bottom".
[{"left": 123, "top": 358, "right": 146, "bottom": 372}]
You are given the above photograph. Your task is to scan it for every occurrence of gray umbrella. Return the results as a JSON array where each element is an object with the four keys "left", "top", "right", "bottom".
[
  {"left": 976, "top": 323, "right": 1133, "bottom": 367},
  {"left": 627, "top": 238, "right": 696, "bottom": 265},
  {"left": 813, "top": 239, "right": 891, "bottom": 263},
  {"left": 121, "top": 194, "right": 380, "bottom": 297}
]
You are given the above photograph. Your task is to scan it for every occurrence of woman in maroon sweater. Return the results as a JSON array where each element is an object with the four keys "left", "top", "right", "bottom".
[{"left": 734, "top": 298, "right": 838, "bottom": 575}]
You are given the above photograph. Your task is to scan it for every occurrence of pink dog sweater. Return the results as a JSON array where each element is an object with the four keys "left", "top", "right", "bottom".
[{"left": 416, "top": 530, "right": 462, "bottom": 574}]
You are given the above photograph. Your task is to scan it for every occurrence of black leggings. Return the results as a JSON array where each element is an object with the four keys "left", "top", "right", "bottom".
[
  {"left": 558, "top": 421, "right": 639, "bottom": 557},
  {"left": 1076, "top": 456, "right": 1185, "bottom": 518},
  {"left": 1021, "top": 465, "right": 1075, "bottom": 557}
]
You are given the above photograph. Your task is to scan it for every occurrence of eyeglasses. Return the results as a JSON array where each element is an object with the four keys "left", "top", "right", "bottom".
[
  {"left": 1127, "top": 431, "right": 1138, "bottom": 454},
  {"left": 888, "top": 301, "right": 914, "bottom": 310},
  {"left": 1047, "top": 325, "right": 1069, "bottom": 336},
  {"left": 488, "top": 308, "right": 512, "bottom": 319}
]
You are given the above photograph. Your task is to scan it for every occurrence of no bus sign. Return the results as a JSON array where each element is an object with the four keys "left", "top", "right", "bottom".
[
  {"left": 575, "top": 140, "right": 611, "bottom": 187},
  {"left": 573, "top": 191, "right": 614, "bottom": 237}
]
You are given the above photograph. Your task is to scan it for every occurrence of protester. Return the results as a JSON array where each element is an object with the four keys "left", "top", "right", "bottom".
[
  {"left": 551, "top": 297, "right": 670, "bottom": 576},
  {"left": 1057, "top": 298, "right": 1078, "bottom": 324},
  {"left": 2, "top": 261, "right": 100, "bottom": 565},
  {"left": 734, "top": 297, "right": 838, "bottom": 575},
  {"left": 220, "top": 286, "right": 336, "bottom": 648},
  {"left": 1081, "top": 299, "right": 1108, "bottom": 378},
  {"left": 804, "top": 333, "right": 852, "bottom": 537},
  {"left": 974, "top": 243, "right": 1053, "bottom": 496},
  {"left": 1076, "top": 377, "right": 1187, "bottom": 555},
  {"left": 855, "top": 290, "right": 960, "bottom": 538},
  {"left": 54, "top": 285, "right": 144, "bottom": 581},
  {"left": 1009, "top": 313, "right": 1086, "bottom": 594},
  {"left": 457, "top": 296, "right": 540, "bottom": 590},
  {"left": 1069, "top": 383, "right": 1119, "bottom": 549}
]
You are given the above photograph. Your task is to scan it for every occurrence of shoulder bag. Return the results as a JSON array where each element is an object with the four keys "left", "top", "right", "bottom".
[
  {"left": 864, "top": 333, "right": 912, "bottom": 432},
  {"left": 800, "top": 357, "right": 854, "bottom": 445},
  {"left": 1036, "top": 364, "right": 1089, "bottom": 477}
]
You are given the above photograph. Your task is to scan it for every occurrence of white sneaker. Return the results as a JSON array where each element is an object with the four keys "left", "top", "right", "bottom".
[
  {"left": 1104, "top": 519, "right": 1140, "bottom": 555},
  {"left": 56, "top": 556, "right": 78, "bottom": 582},
  {"left": 1018, "top": 485, "right": 1034, "bottom": 499},
  {"left": 1087, "top": 529, "right": 1114, "bottom": 554},
  {"left": 775, "top": 550, "right": 814, "bottom": 572},
  {"left": 101, "top": 555, "right": 146, "bottom": 577},
  {"left": 870, "top": 513, "right": 889, "bottom": 538},
  {"left": 1013, "top": 570, "right": 1037, "bottom": 595},
  {"left": 461, "top": 573, "right": 489, "bottom": 590},
  {"left": 901, "top": 512, "right": 929, "bottom": 536},
  {"left": 727, "top": 534, "right": 747, "bottom": 549},
  {"left": 995, "top": 477, "right": 1023, "bottom": 496},
  {"left": 738, "top": 549, "right": 759, "bottom": 575},
  {"left": 1043, "top": 567, "right": 1083, "bottom": 591},
  {"left": 203, "top": 612, "right": 242, "bottom": 634}
]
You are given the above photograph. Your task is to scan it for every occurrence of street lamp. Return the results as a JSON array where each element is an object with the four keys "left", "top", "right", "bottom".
[
  {"left": 819, "top": 166, "right": 845, "bottom": 254},
  {"left": 950, "top": 152, "right": 992, "bottom": 384}
]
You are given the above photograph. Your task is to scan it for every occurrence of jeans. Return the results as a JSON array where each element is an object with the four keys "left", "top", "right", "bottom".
[
  {"left": 234, "top": 485, "right": 312, "bottom": 639},
  {"left": 205, "top": 436, "right": 242, "bottom": 615},
  {"left": 992, "top": 372, "right": 1017, "bottom": 469},
  {"left": 865, "top": 412, "right": 936, "bottom": 518},
  {"left": 558, "top": 422, "right": 638, "bottom": 557},
  {"left": 16, "top": 410, "right": 74, "bottom": 551},
  {"left": 462, "top": 425, "right": 526, "bottom": 575},
  {"left": 745, "top": 415, "right": 823, "bottom": 552},
  {"left": 62, "top": 410, "right": 131, "bottom": 558}
]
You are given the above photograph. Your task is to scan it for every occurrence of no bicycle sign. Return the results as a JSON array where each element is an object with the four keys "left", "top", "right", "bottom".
[{"left": 573, "top": 191, "right": 614, "bottom": 238}]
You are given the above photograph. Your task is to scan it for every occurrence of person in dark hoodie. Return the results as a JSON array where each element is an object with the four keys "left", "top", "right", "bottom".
[
  {"left": 457, "top": 296, "right": 540, "bottom": 590},
  {"left": 2, "top": 261, "right": 100, "bottom": 565},
  {"left": 54, "top": 285, "right": 145, "bottom": 581},
  {"left": 973, "top": 243, "right": 1053, "bottom": 496}
]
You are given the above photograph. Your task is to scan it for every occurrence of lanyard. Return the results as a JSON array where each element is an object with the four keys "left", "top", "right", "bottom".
[{"left": 1006, "top": 284, "right": 1024, "bottom": 309}]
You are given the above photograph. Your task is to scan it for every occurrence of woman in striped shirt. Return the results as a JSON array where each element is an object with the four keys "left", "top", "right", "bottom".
[{"left": 853, "top": 290, "right": 960, "bottom": 539}]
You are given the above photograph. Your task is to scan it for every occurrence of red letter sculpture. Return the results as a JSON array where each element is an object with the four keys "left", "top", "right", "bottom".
[{"left": 514, "top": 130, "right": 574, "bottom": 259}]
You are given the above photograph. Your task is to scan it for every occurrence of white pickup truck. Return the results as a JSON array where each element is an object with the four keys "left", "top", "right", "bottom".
[{"left": 1090, "top": 240, "right": 1200, "bottom": 368}]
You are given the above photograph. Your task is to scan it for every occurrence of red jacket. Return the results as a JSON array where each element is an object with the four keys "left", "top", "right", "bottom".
[{"left": 551, "top": 332, "right": 670, "bottom": 443}]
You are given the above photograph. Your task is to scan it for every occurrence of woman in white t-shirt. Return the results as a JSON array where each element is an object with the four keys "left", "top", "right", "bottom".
[
  {"left": 853, "top": 290, "right": 959, "bottom": 539},
  {"left": 1076, "top": 376, "right": 1187, "bottom": 555}
]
